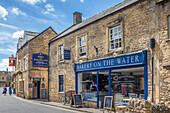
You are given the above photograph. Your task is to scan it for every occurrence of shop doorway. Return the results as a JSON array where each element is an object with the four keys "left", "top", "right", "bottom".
[
  {"left": 98, "top": 71, "right": 109, "bottom": 108},
  {"left": 33, "top": 81, "right": 41, "bottom": 98}
]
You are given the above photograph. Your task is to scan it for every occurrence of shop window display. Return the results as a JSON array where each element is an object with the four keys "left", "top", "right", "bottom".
[
  {"left": 111, "top": 68, "right": 144, "bottom": 101},
  {"left": 78, "top": 72, "right": 97, "bottom": 100}
]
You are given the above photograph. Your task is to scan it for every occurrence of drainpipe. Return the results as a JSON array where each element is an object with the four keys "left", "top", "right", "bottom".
[
  {"left": 150, "top": 38, "right": 155, "bottom": 103},
  {"left": 48, "top": 43, "right": 50, "bottom": 101}
]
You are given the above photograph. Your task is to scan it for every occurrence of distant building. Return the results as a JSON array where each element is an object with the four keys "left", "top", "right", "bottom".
[
  {"left": 15, "top": 27, "right": 57, "bottom": 99},
  {"left": 0, "top": 71, "right": 11, "bottom": 87}
]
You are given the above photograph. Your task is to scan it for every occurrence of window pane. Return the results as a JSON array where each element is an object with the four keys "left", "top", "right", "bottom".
[
  {"left": 82, "top": 47, "right": 86, "bottom": 53},
  {"left": 118, "top": 26, "right": 121, "bottom": 32},
  {"left": 119, "top": 32, "right": 121, "bottom": 38},
  {"left": 115, "top": 33, "right": 118, "bottom": 39},
  {"left": 110, "top": 35, "right": 114, "bottom": 40},
  {"left": 111, "top": 44, "right": 114, "bottom": 49},
  {"left": 115, "top": 43, "right": 118, "bottom": 48},
  {"left": 111, "top": 29, "right": 114, "bottom": 34},
  {"left": 115, "top": 27, "right": 117, "bottom": 33},
  {"left": 119, "top": 42, "right": 121, "bottom": 47}
]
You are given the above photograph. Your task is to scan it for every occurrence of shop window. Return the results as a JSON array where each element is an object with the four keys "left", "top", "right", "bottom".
[
  {"left": 109, "top": 25, "right": 122, "bottom": 50},
  {"left": 59, "top": 45, "right": 64, "bottom": 61},
  {"left": 59, "top": 75, "right": 64, "bottom": 92},
  {"left": 20, "top": 81, "right": 24, "bottom": 92},
  {"left": 78, "top": 72, "right": 97, "bottom": 100},
  {"left": 168, "top": 16, "right": 170, "bottom": 39},
  {"left": 79, "top": 36, "right": 86, "bottom": 57},
  {"left": 111, "top": 67, "right": 144, "bottom": 102}
]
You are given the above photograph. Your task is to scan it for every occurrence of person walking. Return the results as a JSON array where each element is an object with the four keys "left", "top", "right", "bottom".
[
  {"left": 3, "top": 85, "right": 7, "bottom": 96},
  {"left": 9, "top": 85, "right": 12, "bottom": 96}
]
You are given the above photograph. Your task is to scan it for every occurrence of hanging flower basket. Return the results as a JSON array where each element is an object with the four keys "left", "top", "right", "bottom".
[{"left": 11, "top": 70, "right": 22, "bottom": 77}]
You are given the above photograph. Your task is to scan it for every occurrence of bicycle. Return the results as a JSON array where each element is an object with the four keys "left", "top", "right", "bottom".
[{"left": 61, "top": 90, "right": 76, "bottom": 105}]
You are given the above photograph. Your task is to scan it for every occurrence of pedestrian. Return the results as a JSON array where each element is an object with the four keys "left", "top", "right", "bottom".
[
  {"left": 9, "top": 85, "right": 12, "bottom": 96},
  {"left": 3, "top": 85, "right": 7, "bottom": 96}
]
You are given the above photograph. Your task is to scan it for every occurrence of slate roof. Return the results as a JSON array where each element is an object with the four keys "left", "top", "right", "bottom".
[
  {"left": 49, "top": 0, "right": 141, "bottom": 43},
  {"left": 17, "top": 26, "right": 57, "bottom": 53}
]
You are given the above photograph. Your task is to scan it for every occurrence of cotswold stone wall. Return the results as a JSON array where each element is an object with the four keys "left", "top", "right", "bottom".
[
  {"left": 16, "top": 27, "right": 57, "bottom": 99},
  {"left": 49, "top": 0, "right": 170, "bottom": 103}
]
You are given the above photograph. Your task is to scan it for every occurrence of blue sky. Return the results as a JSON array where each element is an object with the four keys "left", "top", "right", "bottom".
[{"left": 0, "top": 0, "right": 124, "bottom": 71}]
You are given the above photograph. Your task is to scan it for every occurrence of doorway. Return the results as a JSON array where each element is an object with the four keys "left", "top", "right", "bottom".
[
  {"left": 98, "top": 71, "right": 109, "bottom": 108},
  {"left": 33, "top": 81, "right": 41, "bottom": 98}
]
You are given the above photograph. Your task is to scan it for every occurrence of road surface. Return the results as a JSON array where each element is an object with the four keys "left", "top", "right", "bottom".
[{"left": 0, "top": 87, "right": 81, "bottom": 113}]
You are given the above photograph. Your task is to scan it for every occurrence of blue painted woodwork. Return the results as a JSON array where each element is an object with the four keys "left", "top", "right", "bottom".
[
  {"left": 32, "top": 53, "right": 48, "bottom": 67},
  {"left": 75, "top": 52, "right": 146, "bottom": 72},
  {"left": 64, "top": 50, "right": 71, "bottom": 60}
]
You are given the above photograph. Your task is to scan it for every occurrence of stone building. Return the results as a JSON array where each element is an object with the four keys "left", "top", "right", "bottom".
[
  {"left": 15, "top": 27, "right": 57, "bottom": 99},
  {"left": 48, "top": 0, "right": 170, "bottom": 108},
  {"left": 0, "top": 71, "right": 11, "bottom": 87}
]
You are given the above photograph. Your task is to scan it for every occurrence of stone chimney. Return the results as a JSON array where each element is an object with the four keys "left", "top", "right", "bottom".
[{"left": 73, "top": 12, "right": 82, "bottom": 25}]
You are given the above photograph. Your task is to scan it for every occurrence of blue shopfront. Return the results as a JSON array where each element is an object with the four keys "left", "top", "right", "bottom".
[{"left": 74, "top": 50, "right": 148, "bottom": 108}]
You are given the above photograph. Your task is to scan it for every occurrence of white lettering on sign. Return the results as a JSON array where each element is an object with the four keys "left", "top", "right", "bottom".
[
  {"left": 126, "top": 56, "right": 130, "bottom": 63},
  {"left": 117, "top": 58, "right": 121, "bottom": 64},
  {"left": 122, "top": 58, "right": 126, "bottom": 64},
  {"left": 131, "top": 56, "right": 134, "bottom": 63},
  {"left": 76, "top": 54, "right": 142, "bottom": 71},
  {"left": 135, "top": 55, "right": 139, "bottom": 62}
]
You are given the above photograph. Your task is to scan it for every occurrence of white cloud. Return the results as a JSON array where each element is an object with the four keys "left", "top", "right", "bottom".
[
  {"left": 12, "top": 30, "right": 24, "bottom": 38},
  {"left": 0, "top": 59, "right": 14, "bottom": 71},
  {"left": 61, "top": 0, "right": 66, "bottom": 2},
  {"left": 0, "top": 23, "right": 19, "bottom": 30},
  {"left": 0, "top": 48, "right": 16, "bottom": 55},
  {"left": 45, "top": 4, "right": 55, "bottom": 12},
  {"left": 0, "top": 5, "right": 8, "bottom": 21},
  {"left": 22, "top": 0, "right": 41, "bottom": 5},
  {"left": 11, "top": 8, "right": 19, "bottom": 15},
  {"left": 80, "top": 0, "right": 84, "bottom": 3},
  {"left": 0, "top": 59, "right": 9, "bottom": 71},
  {"left": 82, "top": 16, "right": 87, "bottom": 20},
  {"left": 11, "top": 8, "right": 27, "bottom": 16}
]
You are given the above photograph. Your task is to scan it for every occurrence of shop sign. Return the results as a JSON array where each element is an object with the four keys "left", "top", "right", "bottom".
[
  {"left": 32, "top": 53, "right": 48, "bottom": 67},
  {"left": 41, "top": 89, "right": 47, "bottom": 98},
  {"left": 75, "top": 51, "right": 146, "bottom": 72},
  {"left": 42, "top": 83, "right": 45, "bottom": 88},
  {"left": 64, "top": 50, "right": 70, "bottom": 60},
  {"left": 33, "top": 78, "right": 41, "bottom": 81},
  {"left": 28, "top": 83, "right": 32, "bottom": 88},
  {"left": 9, "top": 55, "right": 16, "bottom": 66}
]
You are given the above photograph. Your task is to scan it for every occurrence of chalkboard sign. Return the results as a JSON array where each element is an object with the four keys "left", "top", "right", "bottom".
[
  {"left": 41, "top": 89, "right": 47, "bottom": 98},
  {"left": 73, "top": 94, "right": 83, "bottom": 107},
  {"left": 28, "top": 84, "right": 32, "bottom": 88},
  {"left": 103, "top": 96, "right": 114, "bottom": 113}
]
